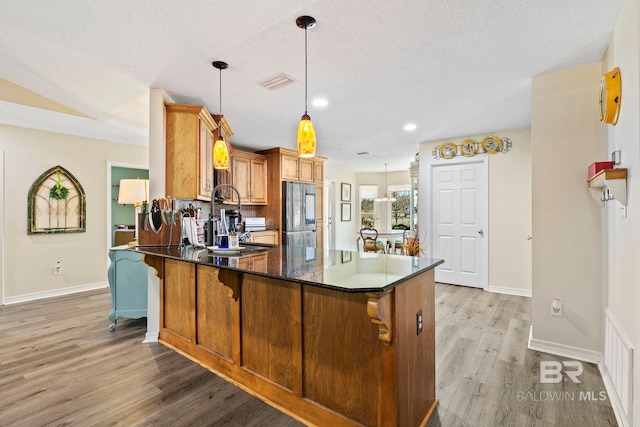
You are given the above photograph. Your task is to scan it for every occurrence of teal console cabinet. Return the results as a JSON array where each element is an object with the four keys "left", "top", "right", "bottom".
[{"left": 108, "top": 247, "right": 148, "bottom": 330}]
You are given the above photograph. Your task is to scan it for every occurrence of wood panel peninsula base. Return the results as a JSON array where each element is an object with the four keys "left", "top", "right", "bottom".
[{"left": 135, "top": 246, "right": 443, "bottom": 427}]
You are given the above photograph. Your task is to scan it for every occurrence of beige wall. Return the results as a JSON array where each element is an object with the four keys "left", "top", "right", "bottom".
[
  {"left": 418, "top": 128, "right": 532, "bottom": 295},
  {"left": 530, "top": 63, "right": 603, "bottom": 353},
  {"left": 602, "top": 0, "right": 640, "bottom": 421},
  {"left": 0, "top": 125, "right": 148, "bottom": 301}
]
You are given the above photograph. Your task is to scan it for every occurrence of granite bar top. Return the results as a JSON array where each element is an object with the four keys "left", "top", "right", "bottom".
[{"left": 131, "top": 244, "right": 443, "bottom": 293}]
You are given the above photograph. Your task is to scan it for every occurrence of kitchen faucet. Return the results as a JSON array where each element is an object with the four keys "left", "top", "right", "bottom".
[{"left": 211, "top": 183, "right": 242, "bottom": 226}]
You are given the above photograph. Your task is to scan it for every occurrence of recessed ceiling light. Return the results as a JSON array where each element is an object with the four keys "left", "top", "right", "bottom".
[
  {"left": 404, "top": 123, "right": 417, "bottom": 131},
  {"left": 312, "top": 98, "right": 328, "bottom": 107}
]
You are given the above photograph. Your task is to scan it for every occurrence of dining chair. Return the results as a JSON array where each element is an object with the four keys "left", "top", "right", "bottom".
[{"left": 360, "top": 227, "right": 385, "bottom": 253}]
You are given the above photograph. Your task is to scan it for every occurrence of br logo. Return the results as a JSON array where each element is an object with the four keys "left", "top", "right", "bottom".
[{"left": 540, "top": 361, "right": 584, "bottom": 383}]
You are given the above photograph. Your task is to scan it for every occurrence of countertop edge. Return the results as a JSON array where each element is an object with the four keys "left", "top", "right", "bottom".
[{"left": 130, "top": 246, "right": 444, "bottom": 294}]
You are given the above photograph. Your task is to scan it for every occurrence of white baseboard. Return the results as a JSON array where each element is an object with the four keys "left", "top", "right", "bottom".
[
  {"left": 143, "top": 332, "right": 158, "bottom": 343},
  {"left": 488, "top": 285, "right": 532, "bottom": 298},
  {"left": 528, "top": 330, "right": 602, "bottom": 364},
  {"left": 3, "top": 281, "right": 108, "bottom": 305},
  {"left": 598, "top": 361, "right": 631, "bottom": 427}
]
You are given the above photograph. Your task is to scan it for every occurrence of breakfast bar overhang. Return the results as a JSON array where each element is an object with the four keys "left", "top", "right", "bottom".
[{"left": 134, "top": 245, "right": 443, "bottom": 427}]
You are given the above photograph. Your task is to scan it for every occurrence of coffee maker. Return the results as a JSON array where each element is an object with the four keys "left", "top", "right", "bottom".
[
  {"left": 224, "top": 210, "right": 240, "bottom": 232},
  {"left": 204, "top": 209, "right": 241, "bottom": 246}
]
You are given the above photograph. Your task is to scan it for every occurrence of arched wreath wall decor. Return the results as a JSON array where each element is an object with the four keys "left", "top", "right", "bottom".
[{"left": 28, "top": 165, "right": 86, "bottom": 234}]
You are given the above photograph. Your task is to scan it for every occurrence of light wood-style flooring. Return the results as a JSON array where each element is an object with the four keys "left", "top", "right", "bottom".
[{"left": 0, "top": 284, "right": 616, "bottom": 426}]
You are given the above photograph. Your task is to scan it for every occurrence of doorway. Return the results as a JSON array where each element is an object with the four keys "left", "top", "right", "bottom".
[
  {"left": 430, "top": 158, "right": 488, "bottom": 289},
  {"left": 106, "top": 162, "right": 148, "bottom": 262}
]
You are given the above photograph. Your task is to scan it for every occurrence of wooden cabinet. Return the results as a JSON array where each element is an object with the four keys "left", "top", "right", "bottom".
[
  {"left": 238, "top": 252, "right": 268, "bottom": 272},
  {"left": 231, "top": 151, "right": 267, "bottom": 205},
  {"left": 316, "top": 184, "right": 324, "bottom": 248},
  {"left": 299, "top": 158, "right": 314, "bottom": 182},
  {"left": 313, "top": 160, "right": 324, "bottom": 184},
  {"left": 281, "top": 152, "right": 314, "bottom": 182},
  {"left": 107, "top": 248, "right": 148, "bottom": 330},
  {"left": 258, "top": 147, "right": 326, "bottom": 237},
  {"left": 281, "top": 153, "right": 299, "bottom": 181},
  {"left": 250, "top": 230, "right": 278, "bottom": 245},
  {"left": 316, "top": 220, "right": 324, "bottom": 248},
  {"left": 162, "top": 258, "right": 196, "bottom": 343},
  {"left": 199, "top": 120, "right": 214, "bottom": 197},
  {"left": 165, "top": 104, "right": 218, "bottom": 201},
  {"left": 151, "top": 255, "right": 438, "bottom": 427}
]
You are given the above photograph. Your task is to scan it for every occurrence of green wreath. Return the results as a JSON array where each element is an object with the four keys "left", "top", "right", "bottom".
[{"left": 50, "top": 172, "right": 69, "bottom": 200}]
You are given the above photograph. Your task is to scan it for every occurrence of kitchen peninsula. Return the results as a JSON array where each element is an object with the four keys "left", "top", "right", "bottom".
[{"left": 134, "top": 244, "right": 443, "bottom": 427}]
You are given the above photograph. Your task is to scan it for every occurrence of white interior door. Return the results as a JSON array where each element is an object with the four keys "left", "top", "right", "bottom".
[{"left": 431, "top": 160, "right": 487, "bottom": 289}]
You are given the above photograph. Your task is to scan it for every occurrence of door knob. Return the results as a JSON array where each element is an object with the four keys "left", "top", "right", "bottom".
[{"left": 478, "top": 229, "right": 484, "bottom": 236}]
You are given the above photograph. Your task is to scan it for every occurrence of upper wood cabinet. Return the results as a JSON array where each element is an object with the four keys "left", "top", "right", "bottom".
[
  {"left": 165, "top": 104, "right": 218, "bottom": 201},
  {"left": 231, "top": 150, "right": 267, "bottom": 205},
  {"left": 257, "top": 147, "right": 326, "bottom": 234},
  {"left": 280, "top": 152, "right": 317, "bottom": 183},
  {"left": 313, "top": 161, "right": 324, "bottom": 184}
]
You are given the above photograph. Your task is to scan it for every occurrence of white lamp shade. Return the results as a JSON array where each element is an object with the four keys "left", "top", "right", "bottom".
[{"left": 118, "top": 179, "right": 148, "bottom": 204}]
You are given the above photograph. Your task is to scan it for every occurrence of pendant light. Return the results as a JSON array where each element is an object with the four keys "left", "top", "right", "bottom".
[
  {"left": 212, "top": 60, "right": 230, "bottom": 170},
  {"left": 296, "top": 15, "right": 317, "bottom": 158},
  {"left": 375, "top": 163, "right": 397, "bottom": 203}
]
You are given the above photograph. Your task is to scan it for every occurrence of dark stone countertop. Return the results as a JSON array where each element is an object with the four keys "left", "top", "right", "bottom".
[{"left": 131, "top": 244, "right": 443, "bottom": 293}]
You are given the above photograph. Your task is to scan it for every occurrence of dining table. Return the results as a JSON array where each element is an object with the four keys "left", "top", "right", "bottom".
[{"left": 356, "top": 229, "right": 407, "bottom": 253}]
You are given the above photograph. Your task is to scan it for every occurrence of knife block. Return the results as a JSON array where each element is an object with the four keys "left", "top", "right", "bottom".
[{"left": 137, "top": 213, "right": 182, "bottom": 246}]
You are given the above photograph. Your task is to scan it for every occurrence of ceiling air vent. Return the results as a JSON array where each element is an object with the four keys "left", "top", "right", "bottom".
[{"left": 259, "top": 73, "right": 295, "bottom": 90}]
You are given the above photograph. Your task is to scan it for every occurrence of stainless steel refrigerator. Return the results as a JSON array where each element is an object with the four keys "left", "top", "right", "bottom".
[{"left": 282, "top": 181, "right": 317, "bottom": 247}]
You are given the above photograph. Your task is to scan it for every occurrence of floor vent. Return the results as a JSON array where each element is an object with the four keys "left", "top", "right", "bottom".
[{"left": 604, "top": 309, "right": 633, "bottom": 426}]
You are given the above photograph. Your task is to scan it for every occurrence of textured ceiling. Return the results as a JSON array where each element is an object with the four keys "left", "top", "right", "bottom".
[{"left": 0, "top": 0, "right": 622, "bottom": 172}]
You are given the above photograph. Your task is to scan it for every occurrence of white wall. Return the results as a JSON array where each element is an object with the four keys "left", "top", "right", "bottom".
[
  {"left": 419, "top": 129, "right": 532, "bottom": 295},
  {"left": 0, "top": 125, "right": 148, "bottom": 301},
  {"left": 602, "top": 0, "right": 640, "bottom": 422},
  {"left": 530, "top": 63, "right": 603, "bottom": 355},
  {"left": 325, "top": 165, "right": 356, "bottom": 251}
]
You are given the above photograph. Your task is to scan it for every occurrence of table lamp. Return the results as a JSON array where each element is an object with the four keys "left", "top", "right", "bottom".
[{"left": 117, "top": 179, "right": 148, "bottom": 246}]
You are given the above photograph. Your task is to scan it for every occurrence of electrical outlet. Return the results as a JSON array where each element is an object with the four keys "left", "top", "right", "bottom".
[
  {"left": 54, "top": 262, "right": 62, "bottom": 275},
  {"left": 416, "top": 310, "right": 423, "bottom": 335},
  {"left": 551, "top": 299, "right": 562, "bottom": 317}
]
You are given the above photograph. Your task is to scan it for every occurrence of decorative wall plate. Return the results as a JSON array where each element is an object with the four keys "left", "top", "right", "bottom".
[
  {"left": 460, "top": 139, "right": 478, "bottom": 157},
  {"left": 481, "top": 136, "right": 502, "bottom": 154},
  {"left": 599, "top": 67, "right": 621, "bottom": 125},
  {"left": 439, "top": 142, "right": 457, "bottom": 159}
]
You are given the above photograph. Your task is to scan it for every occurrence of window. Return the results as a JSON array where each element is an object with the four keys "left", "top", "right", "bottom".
[
  {"left": 388, "top": 185, "right": 411, "bottom": 230},
  {"left": 359, "top": 185, "right": 378, "bottom": 228}
]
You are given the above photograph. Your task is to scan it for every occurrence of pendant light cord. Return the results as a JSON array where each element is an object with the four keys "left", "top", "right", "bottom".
[
  {"left": 219, "top": 68, "right": 223, "bottom": 127},
  {"left": 304, "top": 25, "right": 308, "bottom": 115}
]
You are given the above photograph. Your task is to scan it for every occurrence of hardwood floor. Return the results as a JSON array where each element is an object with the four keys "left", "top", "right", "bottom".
[
  {"left": 427, "top": 283, "right": 617, "bottom": 427},
  {"left": 0, "top": 284, "right": 616, "bottom": 426}
]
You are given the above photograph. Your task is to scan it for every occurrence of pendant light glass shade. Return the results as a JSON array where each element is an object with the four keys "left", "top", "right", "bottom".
[
  {"left": 297, "top": 113, "right": 316, "bottom": 158},
  {"left": 213, "top": 137, "right": 229, "bottom": 169},
  {"left": 296, "top": 16, "right": 317, "bottom": 158},
  {"left": 212, "top": 60, "right": 230, "bottom": 170}
]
